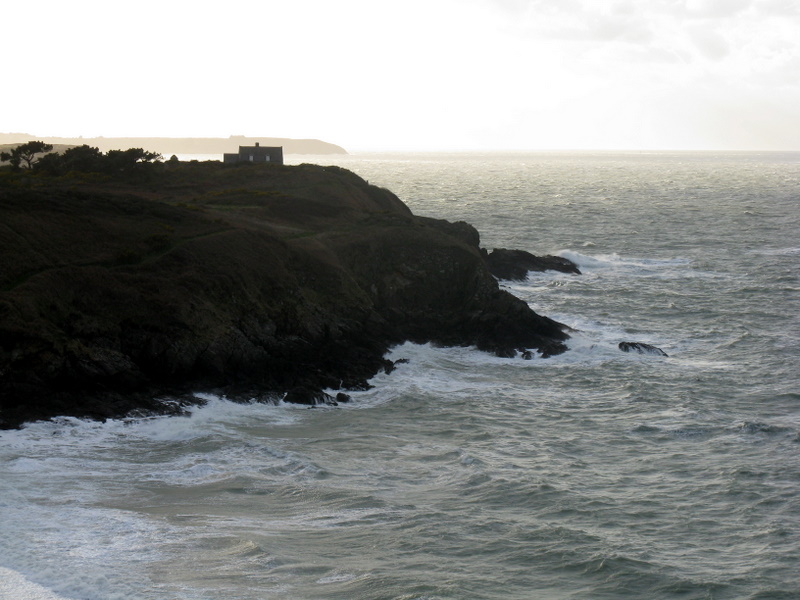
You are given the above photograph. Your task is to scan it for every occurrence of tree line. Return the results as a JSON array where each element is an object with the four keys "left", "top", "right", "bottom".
[{"left": 1, "top": 141, "right": 162, "bottom": 174}]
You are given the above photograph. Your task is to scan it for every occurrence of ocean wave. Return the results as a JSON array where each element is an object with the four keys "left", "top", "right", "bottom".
[
  {"left": 733, "top": 421, "right": 795, "bottom": 436},
  {"left": 551, "top": 250, "right": 733, "bottom": 284},
  {"left": 316, "top": 571, "right": 359, "bottom": 584},
  {"left": 138, "top": 442, "right": 328, "bottom": 488},
  {"left": 0, "top": 395, "right": 301, "bottom": 449},
  {"left": 558, "top": 249, "right": 691, "bottom": 272},
  {"left": 752, "top": 246, "right": 800, "bottom": 256},
  {"left": 630, "top": 420, "right": 798, "bottom": 440}
]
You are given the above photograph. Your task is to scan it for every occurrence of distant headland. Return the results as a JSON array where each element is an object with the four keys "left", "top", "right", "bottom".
[{"left": 0, "top": 133, "right": 347, "bottom": 155}]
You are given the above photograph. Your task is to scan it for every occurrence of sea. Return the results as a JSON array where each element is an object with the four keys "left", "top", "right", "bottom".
[{"left": 1, "top": 151, "right": 799, "bottom": 600}]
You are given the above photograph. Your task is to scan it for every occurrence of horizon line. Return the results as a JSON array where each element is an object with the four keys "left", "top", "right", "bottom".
[{"left": 3, "top": 133, "right": 799, "bottom": 154}]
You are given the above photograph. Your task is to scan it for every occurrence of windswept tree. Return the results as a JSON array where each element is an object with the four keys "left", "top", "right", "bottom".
[
  {"left": 104, "top": 148, "right": 162, "bottom": 172},
  {"left": 0, "top": 141, "right": 54, "bottom": 170}
]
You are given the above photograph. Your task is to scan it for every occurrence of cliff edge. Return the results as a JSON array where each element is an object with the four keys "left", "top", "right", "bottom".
[{"left": 0, "top": 162, "right": 568, "bottom": 428}]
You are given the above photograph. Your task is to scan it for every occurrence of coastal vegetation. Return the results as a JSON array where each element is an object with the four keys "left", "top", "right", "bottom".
[
  {"left": 1, "top": 141, "right": 162, "bottom": 174},
  {"left": 35, "top": 145, "right": 162, "bottom": 175}
]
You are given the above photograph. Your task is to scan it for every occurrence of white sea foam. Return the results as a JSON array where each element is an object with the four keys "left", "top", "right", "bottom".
[
  {"left": 558, "top": 249, "right": 695, "bottom": 277},
  {"left": 0, "top": 502, "right": 170, "bottom": 600},
  {"left": 1, "top": 395, "right": 300, "bottom": 451},
  {"left": 359, "top": 343, "right": 509, "bottom": 400},
  {"left": 137, "top": 441, "right": 326, "bottom": 488},
  {"left": 127, "top": 393, "right": 300, "bottom": 441},
  {"left": 316, "top": 571, "right": 358, "bottom": 584},
  {"left": 0, "top": 567, "right": 71, "bottom": 600},
  {"left": 357, "top": 329, "right": 673, "bottom": 407}
]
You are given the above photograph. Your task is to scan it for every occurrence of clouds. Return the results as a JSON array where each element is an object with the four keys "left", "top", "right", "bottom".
[
  {"left": 482, "top": 0, "right": 800, "bottom": 92},
  {"left": 682, "top": 0, "right": 752, "bottom": 18},
  {"left": 3, "top": 0, "right": 799, "bottom": 150},
  {"left": 687, "top": 25, "right": 730, "bottom": 60},
  {"left": 464, "top": 0, "right": 800, "bottom": 149},
  {"left": 481, "top": 0, "right": 797, "bottom": 66}
]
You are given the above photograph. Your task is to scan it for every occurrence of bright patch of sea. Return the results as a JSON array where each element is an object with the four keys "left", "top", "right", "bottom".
[{"left": 1, "top": 151, "right": 799, "bottom": 600}]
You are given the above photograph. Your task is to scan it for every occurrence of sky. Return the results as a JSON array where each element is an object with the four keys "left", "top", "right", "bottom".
[{"left": 4, "top": 0, "right": 799, "bottom": 151}]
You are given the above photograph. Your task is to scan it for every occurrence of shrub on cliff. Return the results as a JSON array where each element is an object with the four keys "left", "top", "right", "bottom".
[{"left": 63, "top": 145, "right": 106, "bottom": 172}]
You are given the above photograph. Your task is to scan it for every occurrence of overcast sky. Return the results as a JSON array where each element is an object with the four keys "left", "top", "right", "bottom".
[{"left": 5, "top": 0, "right": 799, "bottom": 151}]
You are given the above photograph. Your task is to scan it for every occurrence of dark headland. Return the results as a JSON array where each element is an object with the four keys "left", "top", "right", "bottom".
[{"left": 0, "top": 158, "right": 573, "bottom": 429}]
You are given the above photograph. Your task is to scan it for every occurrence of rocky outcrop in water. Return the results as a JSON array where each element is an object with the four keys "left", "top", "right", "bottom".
[
  {"left": 485, "top": 248, "right": 581, "bottom": 280},
  {"left": 619, "top": 342, "right": 668, "bottom": 357},
  {"left": 0, "top": 161, "right": 569, "bottom": 428}
]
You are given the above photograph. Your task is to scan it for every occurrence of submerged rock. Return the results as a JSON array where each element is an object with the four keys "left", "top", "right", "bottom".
[
  {"left": 618, "top": 342, "right": 668, "bottom": 357},
  {"left": 485, "top": 248, "right": 581, "bottom": 280}
]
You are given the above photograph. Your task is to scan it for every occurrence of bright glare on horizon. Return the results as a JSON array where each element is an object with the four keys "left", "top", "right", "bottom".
[{"left": 4, "top": 0, "right": 799, "bottom": 151}]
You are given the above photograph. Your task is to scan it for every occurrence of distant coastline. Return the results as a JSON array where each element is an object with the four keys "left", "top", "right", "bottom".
[{"left": 0, "top": 134, "right": 347, "bottom": 156}]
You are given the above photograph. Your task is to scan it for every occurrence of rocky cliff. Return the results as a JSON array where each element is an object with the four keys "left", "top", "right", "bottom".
[{"left": 0, "top": 161, "right": 568, "bottom": 428}]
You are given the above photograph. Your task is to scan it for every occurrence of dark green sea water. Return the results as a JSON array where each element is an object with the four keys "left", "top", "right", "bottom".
[{"left": 1, "top": 152, "right": 799, "bottom": 600}]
